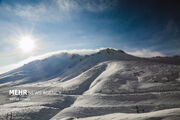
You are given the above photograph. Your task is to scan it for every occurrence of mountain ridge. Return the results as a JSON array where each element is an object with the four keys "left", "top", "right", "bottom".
[
  {"left": 0, "top": 48, "right": 180, "bottom": 120},
  {"left": 0, "top": 48, "right": 139, "bottom": 85},
  {"left": 1, "top": 48, "right": 180, "bottom": 86}
]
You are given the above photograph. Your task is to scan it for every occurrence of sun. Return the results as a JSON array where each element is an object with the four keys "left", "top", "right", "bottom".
[{"left": 19, "top": 36, "right": 35, "bottom": 53}]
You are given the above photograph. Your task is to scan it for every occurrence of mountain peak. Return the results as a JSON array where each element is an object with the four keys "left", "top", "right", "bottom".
[{"left": 98, "top": 48, "right": 125, "bottom": 55}]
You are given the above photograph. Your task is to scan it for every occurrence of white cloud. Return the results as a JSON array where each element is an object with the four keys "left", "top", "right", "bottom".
[
  {"left": 56, "top": 0, "right": 79, "bottom": 12},
  {"left": 14, "top": 4, "right": 47, "bottom": 21},
  {"left": 0, "top": 0, "right": 116, "bottom": 23},
  {"left": 35, "top": 49, "right": 100, "bottom": 59},
  {"left": 127, "top": 49, "right": 164, "bottom": 58},
  {"left": 55, "top": 0, "right": 116, "bottom": 12},
  {"left": 1, "top": 2, "right": 71, "bottom": 22}
]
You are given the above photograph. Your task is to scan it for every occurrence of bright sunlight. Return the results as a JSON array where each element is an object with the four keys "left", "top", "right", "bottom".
[{"left": 18, "top": 36, "right": 35, "bottom": 53}]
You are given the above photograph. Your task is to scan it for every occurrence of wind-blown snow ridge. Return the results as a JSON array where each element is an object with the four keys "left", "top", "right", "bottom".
[{"left": 0, "top": 48, "right": 138, "bottom": 85}]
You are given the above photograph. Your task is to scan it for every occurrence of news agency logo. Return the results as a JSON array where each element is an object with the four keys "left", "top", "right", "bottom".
[{"left": 9, "top": 89, "right": 28, "bottom": 96}]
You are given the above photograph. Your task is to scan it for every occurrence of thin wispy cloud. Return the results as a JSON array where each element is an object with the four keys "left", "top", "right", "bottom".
[
  {"left": 55, "top": 0, "right": 117, "bottom": 12},
  {"left": 0, "top": 49, "right": 100, "bottom": 74},
  {"left": 0, "top": 0, "right": 116, "bottom": 23},
  {"left": 55, "top": 0, "right": 80, "bottom": 12},
  {"left": 1, "top": 2, "right": 71, "bottom": 22},
  {"left": 127, "top": 49, "right": 164, "bottom": 58},
  {"left": 14, "top": 4, "right": 47, "bottom": 21},
  {"left": 82, "top": 0, "right": 116, "bottom": 12}
]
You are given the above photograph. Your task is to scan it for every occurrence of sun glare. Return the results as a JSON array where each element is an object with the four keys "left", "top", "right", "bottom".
[{"left": 19, "top": 36, "right": 35, "bottom": 53}]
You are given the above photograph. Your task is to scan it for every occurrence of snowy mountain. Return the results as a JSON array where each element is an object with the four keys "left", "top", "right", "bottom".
[
  {"left": 0, "top": 48, "right": 180, "bottom": 120},
  {"left": 0, "top": 48, "right": 138, "bottom": 86}
]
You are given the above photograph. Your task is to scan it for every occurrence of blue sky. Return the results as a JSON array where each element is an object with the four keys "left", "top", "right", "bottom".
[{"left": 0, "top": 0, "right": 180, "bottom": 73}]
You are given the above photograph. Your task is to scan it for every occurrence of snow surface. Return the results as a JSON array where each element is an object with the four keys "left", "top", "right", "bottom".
[
  {"left": 0, "top": 48, "right": 180, "bottom": 120},
  {"left": 77, "top": 108, "right": 180, "bottom": 120}
]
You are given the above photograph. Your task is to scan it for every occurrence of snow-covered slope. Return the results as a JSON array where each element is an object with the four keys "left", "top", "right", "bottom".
[
  {"left": 0, "top": 48, "right": 138, "bottom": 87},
  {"left": 0, "top": 52, "right": 84, "bottom": 86},
  {"left": 77, "top": 108, "right": 180, "bottom": 120},
  {"left": 0, "top": 48, "right": 180, "bottom": 120}
]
